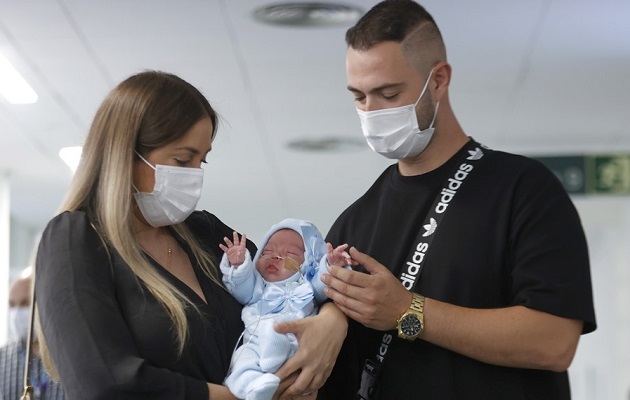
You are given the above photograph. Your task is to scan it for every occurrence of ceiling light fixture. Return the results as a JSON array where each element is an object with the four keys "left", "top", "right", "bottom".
[
  {"left": 287, "top": 137, "right": 366, "bottom": 152},
  {"left": 253, "top": 2, "right": 363, "bottom": 27},
  {"left": 59, "top": 146, "right": 82, "bottom": 173},
  {"left": 0, "top": 52, "right": 38, "bottom": 104}
]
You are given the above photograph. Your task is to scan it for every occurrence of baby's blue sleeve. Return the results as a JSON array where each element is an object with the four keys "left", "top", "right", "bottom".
[
  {"left": 309, "top": 256, "right": 331, "bottom": 304},
  {"left": 220, "top": 251, "right": 262, "bottom": 305},
  {"left": 309, "top": 255, "right": 353, "bottom": 304}
]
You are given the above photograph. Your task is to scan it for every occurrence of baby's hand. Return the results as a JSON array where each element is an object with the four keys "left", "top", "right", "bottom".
[
  {"left": 219, "top": 231, "right": 247, "bottom": 267},
  {"left": 326, "top": 243, "right": 357, "bottom": 268}
]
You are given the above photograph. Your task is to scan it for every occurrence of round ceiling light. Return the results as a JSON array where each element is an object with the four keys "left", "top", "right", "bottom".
[
  {"left": 253, "top": 2, "right": 364, "bottom": 27},
  {"left": 287, "top": 137, "right": 366, "bottom": 152}
]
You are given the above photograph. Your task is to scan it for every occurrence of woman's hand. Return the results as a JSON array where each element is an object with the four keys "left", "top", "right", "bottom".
[{"left": 273, "top": 302, "right": 347, "bottom": 398}]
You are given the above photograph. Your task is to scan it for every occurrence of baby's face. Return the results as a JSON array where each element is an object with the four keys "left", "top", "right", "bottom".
[{"left": 256, "top": 229, "right": 305, "bottom": 282}]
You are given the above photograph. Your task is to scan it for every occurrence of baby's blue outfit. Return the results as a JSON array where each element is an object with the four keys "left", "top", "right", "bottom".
[{"left": 220, "top": 219, "right": 331, "bottom": 400}]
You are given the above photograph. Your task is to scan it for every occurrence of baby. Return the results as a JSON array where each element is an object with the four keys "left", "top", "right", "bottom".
[{"left": 219, "top": 218, "right": 352, "bottom": 400}]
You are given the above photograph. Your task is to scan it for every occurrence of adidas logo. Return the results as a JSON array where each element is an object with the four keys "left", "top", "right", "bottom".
[
  {"left": 467, "top": 147, "right": 484, "bottom": 160},
  {"left": 422, "top": 218, "right": 437, "bottom": 237}
]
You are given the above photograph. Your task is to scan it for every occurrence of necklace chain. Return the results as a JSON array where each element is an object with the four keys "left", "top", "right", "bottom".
[
  {"left": 139, "top": 232, "right": 174, "bottom": 270},
  {"left": 167, "top": 244, "right": 172, "bottom": 269}
]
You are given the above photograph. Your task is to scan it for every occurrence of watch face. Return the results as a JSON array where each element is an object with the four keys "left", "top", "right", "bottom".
[{"left": 401, "top": 314, "right": 422, "bottom": 336}]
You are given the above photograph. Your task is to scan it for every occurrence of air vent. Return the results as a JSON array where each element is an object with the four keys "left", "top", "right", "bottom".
[{"left": 253, "top": 2, "right": 363, "bottom": 27}]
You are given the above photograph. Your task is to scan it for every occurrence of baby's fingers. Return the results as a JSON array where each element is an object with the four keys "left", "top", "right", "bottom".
[
  {"left": 342, "top": 252, "right": 358, "bottom": 266},
  {"left": 223, "top": 236, "right": 234, "bottom": 248},
  {"left": 239, "top": 233, "right": 247, "bottom": 248},
  {"left": 334, "top": 244, "right": 349, "bottom": 253},
  {"left": 232, "top": 231, "right": 241, "bottom": 246}
]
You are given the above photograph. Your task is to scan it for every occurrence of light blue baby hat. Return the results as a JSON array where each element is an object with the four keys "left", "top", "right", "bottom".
[{"left": 253, "top": 218, "right": 327, "bottom": 282}]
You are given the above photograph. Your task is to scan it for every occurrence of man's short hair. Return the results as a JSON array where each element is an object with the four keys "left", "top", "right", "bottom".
[{"left": 345, "top": 0, "right": 442, "bottom": 50}]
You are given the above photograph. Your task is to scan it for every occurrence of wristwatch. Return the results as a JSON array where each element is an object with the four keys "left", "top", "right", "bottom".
[{"left": 396, "top": 292, "right": 425, "bottom": 341}]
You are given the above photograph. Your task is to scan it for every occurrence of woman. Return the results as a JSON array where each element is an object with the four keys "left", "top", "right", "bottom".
[{"left": 34, "top": 71, "right": 346, "bottom": 400}]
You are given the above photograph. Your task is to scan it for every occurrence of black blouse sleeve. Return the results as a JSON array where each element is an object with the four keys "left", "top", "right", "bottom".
[
  {"left": 190, "top": 211, "right": 257, "bottom": 259},
  {"left": 35, "top": 211, "right": 209, "bottom": 400}
]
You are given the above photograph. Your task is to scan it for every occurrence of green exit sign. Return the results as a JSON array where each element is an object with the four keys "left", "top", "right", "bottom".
[{"left": 532, "top": 154, "right": 630, "bottom": 195}]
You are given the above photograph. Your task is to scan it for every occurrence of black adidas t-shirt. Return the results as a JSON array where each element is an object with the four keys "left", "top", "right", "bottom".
[{"left": 320, "top": 140, "right": 596, "bottom": 400}]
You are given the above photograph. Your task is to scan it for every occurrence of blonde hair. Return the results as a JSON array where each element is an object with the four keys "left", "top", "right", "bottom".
[{"left": 37, "top": 71, "right": 221, "bottom": 379}]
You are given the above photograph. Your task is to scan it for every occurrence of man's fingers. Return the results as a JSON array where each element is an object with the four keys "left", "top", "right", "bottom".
[
  {"left": 322, "top": 266, "right": 370, "bottom": 308},
  {"left": 275, "top": 352, "right": 300, "bottom": 381},
  {"left": 348, "top": 247, "right": 383, "bottom": 273},
  {"left": 274, "top": 319, "right": 304, "bottom": 336},
  {"left": 330, "top": 299, "right": 365, "bottom": 325},
  {"left": 274, "top": 320, "right": 305, "bottom": 380},
  {"left": 273, "top": 372, "right": 298, "bottom": 400},
  {"left": 281, "top": 368, "right": 314, "bottom": 398},
  {"left": 324, "top": 284, "right": 365, "bottom": 315},
  {"left": 326, "top": 263, "right": 369, "bottom": 288}
]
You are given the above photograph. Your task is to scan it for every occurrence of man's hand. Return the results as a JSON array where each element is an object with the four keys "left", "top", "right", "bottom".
[
  {"left": 321, "top": 247, "right": 412, "bottom": 330},
  {"left": 273, "top": 303, "right": 347, "bottom": 398}
]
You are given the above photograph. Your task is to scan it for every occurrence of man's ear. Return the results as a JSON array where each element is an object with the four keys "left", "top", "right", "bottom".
[{"left": 432, "top": 61, "right": 451, "bottom": 102}]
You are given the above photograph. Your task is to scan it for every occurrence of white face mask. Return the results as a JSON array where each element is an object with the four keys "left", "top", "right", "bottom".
[
  {"left": 134, "top": 152, "right": 204, "bottom": 227},
  {"left": 9, "top": 306, "right": 31, "bottom": 342},
  {"left": 357, "top": 69, "right": 439, "bottom": 160}
]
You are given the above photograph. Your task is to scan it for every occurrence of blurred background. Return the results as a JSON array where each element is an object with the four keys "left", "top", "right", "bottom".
[{"left": 0, "top": 1, "right": 628, "bottom": 398}]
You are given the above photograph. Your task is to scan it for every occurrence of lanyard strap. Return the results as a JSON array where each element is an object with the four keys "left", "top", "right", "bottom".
[
  {"left": 399, "top": 139, "right": 487, "bottom": 291},
  {"left": 358, "top": 139, "right": 489, "bottom": 400}
]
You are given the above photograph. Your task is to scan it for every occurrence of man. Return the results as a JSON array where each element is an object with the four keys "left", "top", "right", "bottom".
[
  {"left": 319, "top": 1, "right": 596, "bottom": 399},
  {"left": 1, "top": 268, "right": 65, "bottom": 400}
]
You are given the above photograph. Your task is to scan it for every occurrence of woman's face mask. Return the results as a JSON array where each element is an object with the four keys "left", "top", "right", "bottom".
[
  {"left": 133, "top": 152, "right": 204, "bottom": 227},
  {"left": 357, "top": 68, "right": 439, "bottom": 160}
]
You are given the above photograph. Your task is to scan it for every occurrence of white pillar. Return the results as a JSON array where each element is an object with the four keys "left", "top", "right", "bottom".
[{"left": 0, "top": 171, "right": 10, "bottom": 346}]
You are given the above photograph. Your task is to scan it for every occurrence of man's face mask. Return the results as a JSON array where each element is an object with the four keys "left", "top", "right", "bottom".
[
  {"left": 357, "top": 68, "right": 439, "bottom": 160},
  {"left": 9, "top": 306, "right": 30, "bottom": 342}
]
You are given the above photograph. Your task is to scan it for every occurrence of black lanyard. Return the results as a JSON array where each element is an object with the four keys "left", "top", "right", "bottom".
[{"left": 357, "top": 139, "right": 489, "bottom": 400}]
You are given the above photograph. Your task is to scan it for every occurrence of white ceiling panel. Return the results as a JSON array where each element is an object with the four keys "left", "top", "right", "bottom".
[{"left": 0, "top": 0, "right": 627, "bottom": 239}]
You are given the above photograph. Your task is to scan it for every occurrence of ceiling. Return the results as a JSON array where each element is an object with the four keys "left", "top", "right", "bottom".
[{"left": 1, "top": 0, "right": 629, "bottom": 241}]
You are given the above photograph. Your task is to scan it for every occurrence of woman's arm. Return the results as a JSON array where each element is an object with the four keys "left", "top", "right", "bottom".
[
  {"left": 36, "top": 212, "right": 210, "bottom": 399},
  {"left": 208, "top": 383, "right": 237, "bottom": 400},
  {"left": 272, "top": 302, "right": 347, "bottom": 398}
]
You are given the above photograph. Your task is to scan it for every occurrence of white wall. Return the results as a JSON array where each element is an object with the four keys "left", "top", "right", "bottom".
[
  {"left": 0, "top": 173, "right": 9, "bottom": 346},
  {"left": 0, "top": 216, "right": 40, "bottom": 346},
  {"left": 10, "top": 216, "right": 40, "bottom": 270},
  {"left": 569, "top": 196, "right": 630, "bottom": 400}
]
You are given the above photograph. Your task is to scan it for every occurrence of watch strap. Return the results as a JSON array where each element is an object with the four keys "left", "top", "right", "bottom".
[{"left": 409, "top": 292, "right": 424, "bottom": 314}]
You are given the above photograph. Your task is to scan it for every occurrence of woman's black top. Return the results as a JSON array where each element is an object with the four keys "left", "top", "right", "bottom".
[{"left": 35, "top": 210, "right": 255, "bottom": 400}]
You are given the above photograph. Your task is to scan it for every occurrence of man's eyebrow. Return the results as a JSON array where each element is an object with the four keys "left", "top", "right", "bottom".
[{"left": 347, "top": 82, "right": 404, "bottom": 94}]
